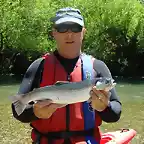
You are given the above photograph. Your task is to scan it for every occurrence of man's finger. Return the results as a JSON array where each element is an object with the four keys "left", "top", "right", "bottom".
[
  {"left": 91, "top": 88, "right": 104, "bottom": 98},
  {"left": 52, "top": 103, "right": 67, "bottom": 108},
  {"left": 100, "top": 90, "right": 110, "bottom": 97},
  {"left": 35, "top": 100, "right": 53, "bottom": 108},
  {"left": 90, "top": 90, "right": 102, "bottom": 101},
  {"left": 92, "top": 86, "right": 110, "bottom": 99},
  {"left": 90, "top": 89, "right": 109, "bottom": 106},
  {"left": 92, "top": 86, "right": 99, "bottom": 93}
]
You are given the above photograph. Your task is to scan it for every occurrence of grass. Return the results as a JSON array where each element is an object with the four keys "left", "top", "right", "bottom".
[
  {"left": 101, "top": 81, "right": 144, "bottom": 143},
  {"left": 0, "top": 80, "right": 144, "bottom": 143}
]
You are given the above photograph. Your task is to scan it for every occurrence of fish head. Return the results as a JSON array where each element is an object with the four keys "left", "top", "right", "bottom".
[
  {"left": 97, "top": 77, "right": 114, "bottom": 84},
  {"left": 95, "top": 77, "right": 116, "bottom": 91}
]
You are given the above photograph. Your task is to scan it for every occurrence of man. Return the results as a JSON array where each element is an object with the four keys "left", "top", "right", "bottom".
[{"left": 11, "top": 7, "right": 122, "bottom": 144}]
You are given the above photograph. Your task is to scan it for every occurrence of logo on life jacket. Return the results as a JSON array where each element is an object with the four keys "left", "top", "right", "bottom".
[
  {"left": 85, "top": 71, "right": 94, "bottom": 112},
  {"left": 86, "top": 71, "right": 91, "bottom": 80}
]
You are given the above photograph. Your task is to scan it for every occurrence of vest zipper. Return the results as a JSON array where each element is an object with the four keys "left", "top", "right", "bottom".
[{"left": 64, "top": 74, "right": 71, "bottom": 144}]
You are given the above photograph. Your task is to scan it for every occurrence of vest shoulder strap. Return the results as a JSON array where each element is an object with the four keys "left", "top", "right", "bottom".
[{"left": 81, "top": 54, "right": 99, "bottom": 144}]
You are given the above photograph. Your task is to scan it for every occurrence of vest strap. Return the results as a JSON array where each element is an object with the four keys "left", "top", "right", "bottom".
[
  {"left": 31, "top": 123, "right": 94, "bottom": 144},
  {"left": 32, "top": 127, "right": 95, "bottom": 139},
  {"left": 81, "top": 54, "right": 98, "bottom": 144}
]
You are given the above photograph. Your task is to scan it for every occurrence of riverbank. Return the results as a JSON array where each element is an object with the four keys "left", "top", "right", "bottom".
[{"left": 0, "top": 79, "right": 144, "bottom": 143}]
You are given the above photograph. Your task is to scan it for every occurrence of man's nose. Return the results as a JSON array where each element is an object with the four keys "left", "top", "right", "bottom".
[{"left": 66, "top": 30, "right": 73, "bottom": 38}]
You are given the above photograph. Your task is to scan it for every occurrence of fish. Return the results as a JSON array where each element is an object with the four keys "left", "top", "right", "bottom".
[{"left": 9, "top": 77, "right": 116, "bottom": 116}]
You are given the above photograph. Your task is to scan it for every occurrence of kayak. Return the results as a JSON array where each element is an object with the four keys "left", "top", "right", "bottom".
[{"left": 100, "top": 128, "right": 136, "bottom": 144}]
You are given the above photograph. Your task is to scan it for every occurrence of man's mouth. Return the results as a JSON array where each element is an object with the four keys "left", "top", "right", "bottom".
[{"left": 66, "top": 41, "right": 74, "bottom": 44}]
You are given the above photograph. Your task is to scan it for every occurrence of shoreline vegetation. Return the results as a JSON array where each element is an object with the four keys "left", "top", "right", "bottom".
[{"left": 0, "top": 74, "right": 144, "bottom": 85}]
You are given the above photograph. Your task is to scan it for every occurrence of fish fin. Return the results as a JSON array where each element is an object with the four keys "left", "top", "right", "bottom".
[
  {"left": 12, "top": 100, "right": 27, "bottom": 116},
  {"left": 55, "top": 81, "right": 70, "bottom": 86},
  {"left": 113, "top": 82, "right": 117, "bottom": 86},
  {"left": 109, "top": 82, "right": 117, "bottom": 90}
]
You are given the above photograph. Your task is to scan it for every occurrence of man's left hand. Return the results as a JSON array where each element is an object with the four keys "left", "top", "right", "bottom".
[{"left": 89, "top": 86, "right": 110, "bottom": 112}]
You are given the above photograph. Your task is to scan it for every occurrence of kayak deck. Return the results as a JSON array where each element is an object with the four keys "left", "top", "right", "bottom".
[{"left": 100, "top": 129, "right": 136, "bottom": 144}]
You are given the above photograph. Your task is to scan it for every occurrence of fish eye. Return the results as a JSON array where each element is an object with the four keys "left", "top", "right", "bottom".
[{"left": 105, "top": 80, "right": 110, "bottom": 84}]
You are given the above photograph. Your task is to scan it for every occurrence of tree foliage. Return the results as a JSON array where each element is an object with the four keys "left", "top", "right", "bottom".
[{"left": 0, "top": 0, "right": 144, "bottom": 77}]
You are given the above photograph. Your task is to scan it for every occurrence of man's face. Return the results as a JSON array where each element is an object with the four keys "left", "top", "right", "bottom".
[{"left": 52, "top": 22, "right": 86, "bottom": 58}]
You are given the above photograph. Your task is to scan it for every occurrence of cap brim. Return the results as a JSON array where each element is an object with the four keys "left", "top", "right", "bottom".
[{"left": 55, "top": 17, "right": 84, "bottom": 26}]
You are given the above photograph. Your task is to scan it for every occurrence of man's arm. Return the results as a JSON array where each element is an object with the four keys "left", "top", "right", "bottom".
[
  {"left": 93, "top": 59, "right": 122, "bottom": 122},
  {"left": 11, "top": 58, "right": 44, "bottom": 123}
]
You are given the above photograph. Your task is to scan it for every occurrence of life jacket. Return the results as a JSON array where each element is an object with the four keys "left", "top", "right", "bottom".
[{"left": 30, "top": 53, "right": 102, "bottom": 144}]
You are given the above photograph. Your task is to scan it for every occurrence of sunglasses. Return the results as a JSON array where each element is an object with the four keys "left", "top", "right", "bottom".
[{"left": 54, "top": 24, "right": 83, "bottom": 33}]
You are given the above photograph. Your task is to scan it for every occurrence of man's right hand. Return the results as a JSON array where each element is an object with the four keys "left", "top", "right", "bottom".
[{"left": 33, "top": 100, "right": 66, "bottom": 119}]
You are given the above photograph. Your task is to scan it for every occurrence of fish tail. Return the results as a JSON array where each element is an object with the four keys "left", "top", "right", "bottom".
[
  {"left": 9, "top": 94, "right": 26, "bottom": 115},
  {"left": 12, "top": 100, "right": 27, "bottom": 116},
  {"left": 9, "top": 95, "right": 20, "bottom": 103},
  {"left": 8, "top": 93, "right": 26, "bottom": 103}
]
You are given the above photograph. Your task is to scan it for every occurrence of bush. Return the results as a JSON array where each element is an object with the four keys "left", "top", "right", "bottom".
[{"left": 0, "top": 0, "right": 144, "bottom": 76}]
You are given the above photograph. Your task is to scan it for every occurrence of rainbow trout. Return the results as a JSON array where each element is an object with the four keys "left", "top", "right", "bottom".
[{"left": 9, "top": 77, "right": 116, "bottom": 116}]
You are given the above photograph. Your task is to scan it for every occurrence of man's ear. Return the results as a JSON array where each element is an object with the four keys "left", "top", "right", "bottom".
[
  {"left": 48, "top": 29, "right": 55, "bottom": 40},
  {"left": 83, "top": 27, "right": 86, "bottom": 36},
  {"left": 81, "top": 27, "right": 86, "bottom": 41},
  {"left": 51, "top": 29, "right": 57, "bottom": 38}
]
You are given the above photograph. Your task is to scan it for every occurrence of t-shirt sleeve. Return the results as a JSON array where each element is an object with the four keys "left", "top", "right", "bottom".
[
  {"left": 11, "top": 58, "right": 44, "bottom": 123},
  {"left": 93, "top": 59, "right": 122, "bottom": 122}
]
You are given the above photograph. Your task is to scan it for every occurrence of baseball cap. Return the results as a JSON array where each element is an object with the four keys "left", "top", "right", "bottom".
[{"left": 50, "top": 7, "right": 84, "bottom": 26}]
